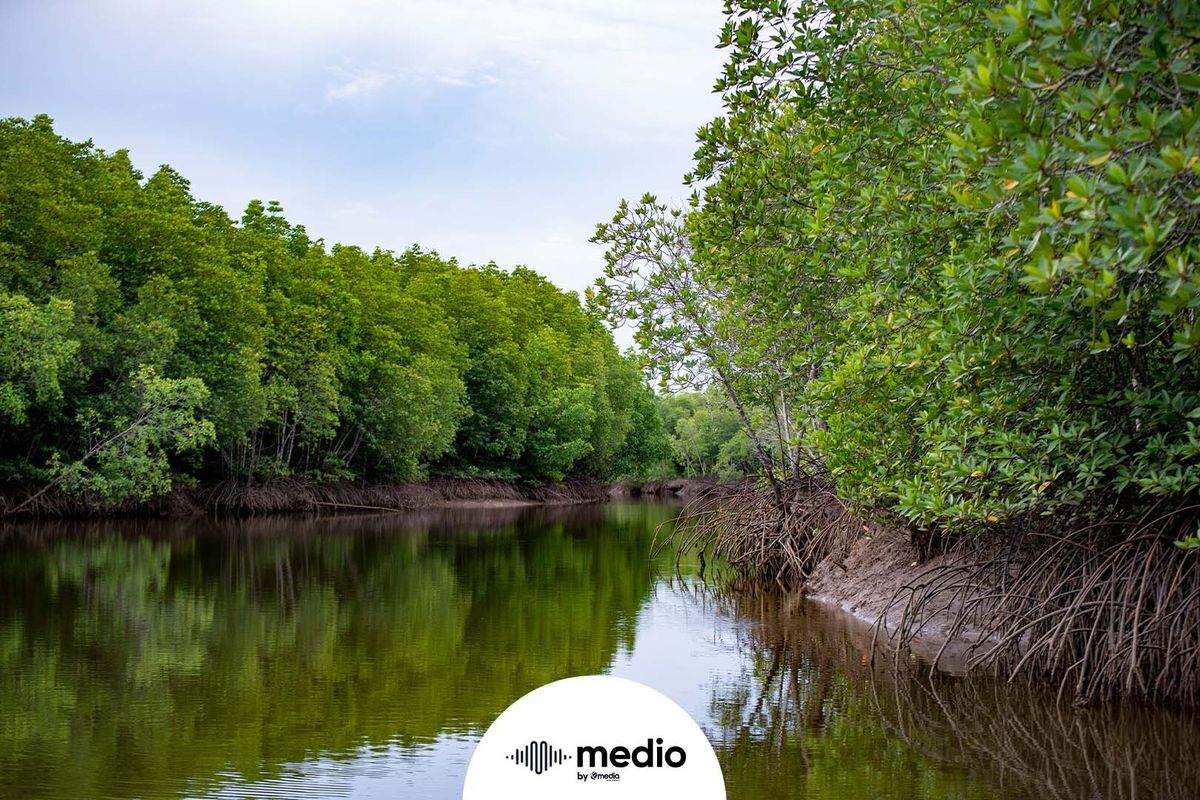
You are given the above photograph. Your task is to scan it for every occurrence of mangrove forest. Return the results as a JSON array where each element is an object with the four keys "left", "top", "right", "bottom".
[
  {"left": 591, "top": 0, "right": 1200, "bottom": 706},
  {"left": 0, "top": 114, "right": 674, "bottom": 511},
  {"left": 2, "top": 1, "right": 1200, "bottom": 798}
]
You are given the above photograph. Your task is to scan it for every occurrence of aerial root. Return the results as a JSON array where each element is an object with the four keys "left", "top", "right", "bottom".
[
  {"left": 659, "top": 477, "right": 860, "bottom": 588},
  {"left": 879, "top": 505, "right": 1200, "bottom": 707}
]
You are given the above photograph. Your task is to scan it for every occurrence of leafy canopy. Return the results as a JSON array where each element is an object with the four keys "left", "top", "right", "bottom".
[
  {"left": 0, "top": 116, "right": 666, "bottom": 501},
  {"left": 592, "top": 0, "right": 1200, "bottom": 531}
]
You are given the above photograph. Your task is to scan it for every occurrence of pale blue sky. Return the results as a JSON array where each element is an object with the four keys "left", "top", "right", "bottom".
[{"left": 0, "top": 0, "right": 726, "bottom": 343}]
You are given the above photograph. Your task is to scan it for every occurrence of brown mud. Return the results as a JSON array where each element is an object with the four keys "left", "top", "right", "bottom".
[
  {"left": 671, "top": 482, "right": 1200, "bottom": 706},
  {"left": 805, "top": 527, "right": 985, "bottom": 672},
  {"left": 0, "top": 476, "right": 616, "bottom": 519}
]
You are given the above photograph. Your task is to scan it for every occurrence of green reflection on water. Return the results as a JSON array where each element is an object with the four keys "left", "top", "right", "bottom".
[
  {"left": 0, "top": 503, "right": 1195, "bottom": 800},
  {"left": 0, "top": 505, "right": 669, "bottom": 799}
]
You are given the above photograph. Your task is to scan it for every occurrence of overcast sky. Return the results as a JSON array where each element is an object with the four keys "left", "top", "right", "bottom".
[{"left": 0, "top": 0, "right": 726, "bottom": 345}]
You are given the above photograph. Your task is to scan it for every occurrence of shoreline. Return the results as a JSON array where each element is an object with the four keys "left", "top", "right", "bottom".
[
  {"left": 0, "top": 478, "right": 1000, "bottom": 678},
  {"left": 4, "top": 478, "right": 1186, "bottom": 704},
  {"left": 0, "top": 475, "right": 718, "bottom": 521},
  {"left": 803, "top": 525, "right": 987, "bottom": 672},
  {"left": 0, "top": 476, "right": 608, "bottom": 520}
]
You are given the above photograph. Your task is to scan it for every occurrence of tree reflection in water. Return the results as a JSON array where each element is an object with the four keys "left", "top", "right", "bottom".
[
  {"left": 1, "top": 504, "right": 1196, "bottom": 800},
  {"left": 0, "top": 504, "right": 671, "bottom": 800},
  {"left": 708, "top": 588, "right": 1200, "bottom": 800}
]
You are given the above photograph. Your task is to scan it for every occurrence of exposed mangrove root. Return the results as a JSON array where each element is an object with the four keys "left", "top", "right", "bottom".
[
  {"left": 679, "top": 481, "right": 1200, "bottom": 707},
  {"left": 660, "top": 477, "right": 861, "bottom": 587},
  {"left": 878, "top": 505, "right": 1200, "bottom": 707}
]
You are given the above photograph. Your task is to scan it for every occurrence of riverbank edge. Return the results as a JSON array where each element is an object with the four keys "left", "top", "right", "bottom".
[
  {"left": 0, "top": 475, "right": 720, "bottom": 519},
  {"left": 717, "top": 485, "right": 1200, "bottom": 706},
  {"left": 803, "top": 526, "right": 988, "bottom": 673}
]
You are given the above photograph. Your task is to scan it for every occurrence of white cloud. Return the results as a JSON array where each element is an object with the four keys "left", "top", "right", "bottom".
[
  {"left": 324, "top": 68, "right": 390, "bottom": 103},
  {"left": 399, "top": 64, "right": 502, "bottom": 89},
  {"left": 163, "top": 0, "right": 725, "bottom": 142}
]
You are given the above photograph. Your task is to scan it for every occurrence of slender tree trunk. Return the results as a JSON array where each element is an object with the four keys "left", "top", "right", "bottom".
[
  {"left": 714, "top": 366, "right": 784, "bottom": 505},
  {"left": 5, "top": 409, "right": 153, "bottom": 516}
]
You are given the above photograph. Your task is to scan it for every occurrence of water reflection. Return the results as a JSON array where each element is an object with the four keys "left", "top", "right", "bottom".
[
  {"left": 0, "top": 504, "right": 665, "bottom": 800},
  {"left": 708, "top": 589, "right": 1200, "bottom": 800},
  {"left": 0, "top": 503, "right": 1195, "bottom": 800}
]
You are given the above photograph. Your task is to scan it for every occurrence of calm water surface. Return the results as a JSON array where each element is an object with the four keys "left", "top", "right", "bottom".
[{"left": 1, "top": 502, "right": 1196, "bottom": 799}]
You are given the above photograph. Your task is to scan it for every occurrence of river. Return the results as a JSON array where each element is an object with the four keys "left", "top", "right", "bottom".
[{"left": 0, "top": 502, "right": 1196, "bottom": 799}]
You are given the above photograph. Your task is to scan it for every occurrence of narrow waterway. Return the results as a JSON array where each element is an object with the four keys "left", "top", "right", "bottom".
[{"left": 0, "top": 502, "right": 1195, "bottom": 799}]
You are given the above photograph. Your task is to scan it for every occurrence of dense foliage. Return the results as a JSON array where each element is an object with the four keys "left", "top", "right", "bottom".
[
  {"left": 593, "top": 0, "right": 1200, "bottom": 535},
  {"left": 0, "top": 116, "right": 667, "bottom": 503},
  {"left": 659, "top": 391, "right": 761, "bottom": 478}
]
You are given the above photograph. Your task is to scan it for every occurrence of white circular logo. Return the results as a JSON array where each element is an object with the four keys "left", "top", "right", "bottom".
[{"left": 462, "top": 675, "right": 726, "bottom": 799}]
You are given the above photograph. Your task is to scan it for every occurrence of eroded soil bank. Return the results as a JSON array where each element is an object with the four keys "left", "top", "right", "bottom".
[
  {"left": 673, "top": 482, "right": 1200, "bottom": 706},
  {"left": 0, "top": 477, "right": 619, "bottom": 519},
  {"left": 0, "top": 475, "right": 724, "bottom": 520},
  {"left": 804, "top": 528, "right": 985, "bottom": 672}
]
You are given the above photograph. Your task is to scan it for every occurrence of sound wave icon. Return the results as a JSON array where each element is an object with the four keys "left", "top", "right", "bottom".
[{"left": 506, "top": 740, "right": 570, "bottom": 775}]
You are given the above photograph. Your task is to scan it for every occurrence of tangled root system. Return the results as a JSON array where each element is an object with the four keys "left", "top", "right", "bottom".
[
  {"left": 881, "top": 505, "right": 1200, "bottom": 707},
  {"left": 661, "top": 477, "right": 861, "bottom": 587}
]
